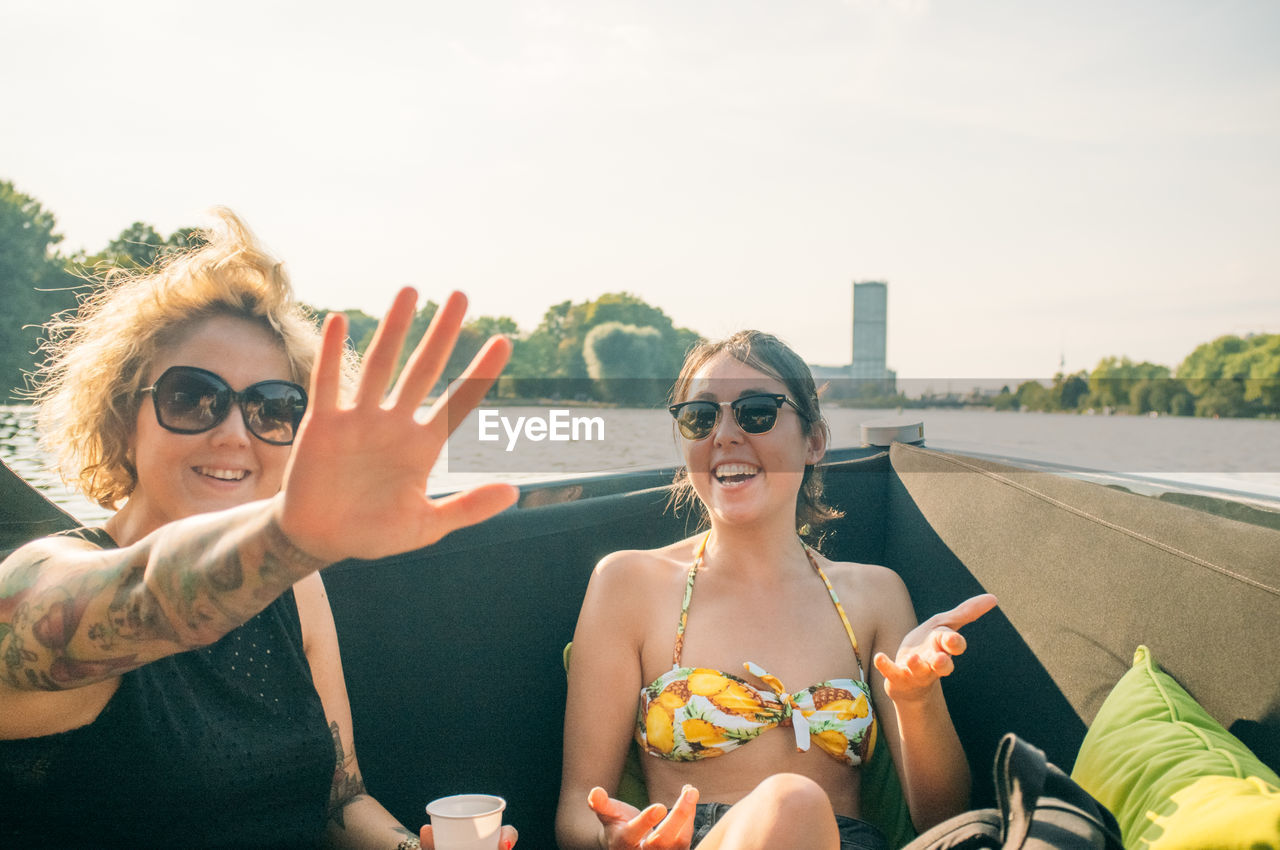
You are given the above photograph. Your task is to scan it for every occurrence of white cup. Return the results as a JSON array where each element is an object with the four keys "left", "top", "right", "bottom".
[{"left": 425, "top": 794, "right": 506, "bottom": 850}]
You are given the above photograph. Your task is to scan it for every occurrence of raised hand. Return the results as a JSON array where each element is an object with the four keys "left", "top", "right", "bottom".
[
  {"left": 587, "top": 785, "right": 698, "bottom": 850},
  {"left": 874, "top": 593, "right": 997, "bottom": 703},
  {"left": 277, "top": 288, "right": 519, "bottom": 564}
]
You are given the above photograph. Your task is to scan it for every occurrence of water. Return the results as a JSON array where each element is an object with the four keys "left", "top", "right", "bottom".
[{"left": 5, "top": 404, "right": 1280, "bottom": 527}]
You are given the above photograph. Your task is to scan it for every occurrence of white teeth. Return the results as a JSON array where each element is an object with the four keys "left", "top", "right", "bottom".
[
  {"left": 715, "top": 463, "right": 760, "bottom": 480},
  {"left": 197, "top": 467, "right": 248, "bottom": 481}
]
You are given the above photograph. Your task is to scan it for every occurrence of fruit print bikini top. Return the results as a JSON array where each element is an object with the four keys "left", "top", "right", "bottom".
[{"left": 635, "top": 533, "right": 877, "bottom": 766}]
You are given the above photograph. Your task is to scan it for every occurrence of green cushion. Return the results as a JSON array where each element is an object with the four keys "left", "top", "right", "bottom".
[
  {"left": 563, "top": 642, "right": 917, "bottom": 848},
  {"left": 859, "top": 730, "right": 916, "bottom": 849},
  {"left": 1071, "top": 645, "right": 1280, "bottom": 849}
]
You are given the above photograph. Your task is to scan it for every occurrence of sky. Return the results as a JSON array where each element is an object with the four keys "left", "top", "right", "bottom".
[{"left": 3, "top": 0, "right": 1277, "bottom": 383}]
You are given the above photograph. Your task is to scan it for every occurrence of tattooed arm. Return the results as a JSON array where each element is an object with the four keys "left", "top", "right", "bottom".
[
  {"left": 294, "top": 572, "right": 418, "bottom": 849},
  {"left": 0, "top": 499, "right": 325, "bottom": 704}
]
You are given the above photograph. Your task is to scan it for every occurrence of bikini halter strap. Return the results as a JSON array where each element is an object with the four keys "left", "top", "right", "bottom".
[{"left": 671, "top": 532, "right": 864, "bottom": 677}]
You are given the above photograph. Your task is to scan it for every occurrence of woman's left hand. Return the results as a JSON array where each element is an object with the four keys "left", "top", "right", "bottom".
[
  {"left": 874, "top": 593, "right": 997, "bottom": 703},
  {"left": 420, "top": 823, "right": 519, "bottom": 849}
]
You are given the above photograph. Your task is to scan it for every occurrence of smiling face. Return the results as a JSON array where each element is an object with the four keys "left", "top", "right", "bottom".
[
  {"left": 679, "top": 353, "right": 826, "bottom": 530},
  {"left": 112, "top": 314, "right": 295, "bottom": 541}
]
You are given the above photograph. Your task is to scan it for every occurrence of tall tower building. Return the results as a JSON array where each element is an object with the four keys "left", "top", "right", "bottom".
[{"left": 851, "top": 281, "right": 887, "bottom": 381}]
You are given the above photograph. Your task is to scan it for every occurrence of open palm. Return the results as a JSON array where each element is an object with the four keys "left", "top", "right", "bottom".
[
  {"left": 588, "top": 785, "right": 699, "bottom": 850},
  {"left": 277, "top": 288, "right": 518, "bottom": 564},
  {"left": 874, "top": 593, "right": 998, "bottom": 703}
]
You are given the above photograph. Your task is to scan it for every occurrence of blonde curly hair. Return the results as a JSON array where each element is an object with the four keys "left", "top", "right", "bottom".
[{"left": 33, "top": 208, "right": 341, "bottom": 509}]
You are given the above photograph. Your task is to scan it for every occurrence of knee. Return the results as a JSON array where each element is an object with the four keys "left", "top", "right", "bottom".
[
  {"left": 715, "top": 774, "right": 840, "bottom": 847},
  {"left": 751, "top": 772, "right": 832, "bottom": 820}
]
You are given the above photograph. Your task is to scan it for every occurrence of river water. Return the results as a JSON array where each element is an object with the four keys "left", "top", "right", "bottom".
[{"left": 4, "top": 404, "right": 1279, "bottom": 527}]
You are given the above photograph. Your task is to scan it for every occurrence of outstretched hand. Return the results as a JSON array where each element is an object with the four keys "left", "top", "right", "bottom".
[
  {"left": 587, "top": 785, "right": 699, "bottom": 850},
  {"left": 277, "top": 288, "right": 519, "bottom": 564},
  {"left": 874, "top": 593, "right": 998, "bottom": 703}
]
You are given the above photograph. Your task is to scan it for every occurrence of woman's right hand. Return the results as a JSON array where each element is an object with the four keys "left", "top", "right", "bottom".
[
  {"left": 276, "top": 288, "right": 519, "bottom": 564},
  {"left": 587, "top": 785, "right": 699, "bottom": 849}
]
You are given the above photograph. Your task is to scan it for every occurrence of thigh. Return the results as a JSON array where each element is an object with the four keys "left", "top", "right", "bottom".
[
  {"left": 692, "top": 797, "right": 843, "bottom": 850},
  {"left": 689, "top": 804, "right": 887, "bottom": 850}
]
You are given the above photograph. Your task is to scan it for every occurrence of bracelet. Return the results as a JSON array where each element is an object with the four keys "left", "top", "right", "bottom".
[{"left": 395, "top": 839, "right": 420, "bottom": 850}]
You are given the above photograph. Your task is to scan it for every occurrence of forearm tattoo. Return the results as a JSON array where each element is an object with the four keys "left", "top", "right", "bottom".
[
  {"left": 0, "top": 507, "right": 331, "bottom": 691},
  {"left": 326, "top": 721, "right": 368, "bottom": 829}
]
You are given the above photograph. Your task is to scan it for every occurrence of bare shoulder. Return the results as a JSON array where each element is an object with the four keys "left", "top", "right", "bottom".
[
  {"left": 809, "top": 550, "right": 909, "bottom": 600},
  {"left": 810, "top": 553, "right": 918, "bottom": 661},
  {"left": 590, "top": 537, "right": 699, "bottom": 590},
  {"left": 0, "top": 532, "right": 110, "bottom": 584},
  {"left": 578, "top": 538, "right": 700, "bottom": 634}
]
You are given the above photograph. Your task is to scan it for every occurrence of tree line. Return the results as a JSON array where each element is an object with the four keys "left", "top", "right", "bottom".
[
  {"left": 985, "top": 340, "right": 1280, "bottom": 418},
  {"left": 2, "top": 180, "right": 1276, "bottom": 416},
  {"left": 0, "top": 182, "right": 699, "bottom": 406}
]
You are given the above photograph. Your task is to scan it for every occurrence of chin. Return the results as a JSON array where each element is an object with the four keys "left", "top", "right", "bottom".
[{"left": 185, "top": 490, "right": 264, "bottom": 517}]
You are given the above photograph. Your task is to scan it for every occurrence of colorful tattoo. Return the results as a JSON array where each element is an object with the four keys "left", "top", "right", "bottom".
[{"left": 0, "top": 506, "right": 332, "bottom": 692}]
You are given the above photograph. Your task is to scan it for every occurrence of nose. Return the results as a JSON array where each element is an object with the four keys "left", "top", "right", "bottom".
[
  {"left": 208, "top": 402, "right": 253, "bottom": 447},
  {"left": 711, "top": 402, "right": 745, "bottom": 446}
]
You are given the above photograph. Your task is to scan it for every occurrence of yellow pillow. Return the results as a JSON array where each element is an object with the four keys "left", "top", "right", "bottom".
[
  {"left": 1071, "top": 646, "right": 1280, "bottom": 849},
  {"left": 1146, "top": 775, "right": 1280, "bottom": 849}
]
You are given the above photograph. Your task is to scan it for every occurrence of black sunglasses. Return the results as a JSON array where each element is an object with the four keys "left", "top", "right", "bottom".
[
  {"left": 139, "top": 366, "right": 308, "bottom": 446},
  {"left": 668, "top": 393, "right": 806, "bottom": 441}
]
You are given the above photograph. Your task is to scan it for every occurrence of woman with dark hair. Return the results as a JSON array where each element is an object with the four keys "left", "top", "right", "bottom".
[
  {"left": 557, "top": 330, "right": 995, "bottom": 850},
  {"left": 0, "top": 209, "right": 518, "bottom": 849}
]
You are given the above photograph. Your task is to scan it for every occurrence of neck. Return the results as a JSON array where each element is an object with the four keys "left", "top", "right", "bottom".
[
  {"left": 104, "top": 498, "right": 160, "bottom": 548},
  {"left": 700, "top": 515, "right": 809, "bottom": 580}
]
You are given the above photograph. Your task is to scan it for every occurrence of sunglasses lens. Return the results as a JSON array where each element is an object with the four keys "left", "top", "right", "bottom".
[
  {"left": 674, "top": 402, "right": 719, "bottom": 440},
  {"left": 154, "top": 369, "right": 228, "bottom": 432},
  {"left": 243, "top": 383, "right": 307, "bottom": 445},
  {"left": 733, "top": 398, "right": 781, "bottom": 434},
  {"left": 148, "top": 368, "right": 306, "bottom": 445}
]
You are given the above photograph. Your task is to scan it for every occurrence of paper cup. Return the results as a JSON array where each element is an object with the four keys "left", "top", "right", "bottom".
[{"left": 426, "top": 794, "right": 506, "bottom": 850}]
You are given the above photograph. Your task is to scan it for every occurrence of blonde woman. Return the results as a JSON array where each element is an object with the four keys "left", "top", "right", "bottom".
[
  {"left": 557, "top": 331, "right": 995, "bottom": 850},
  {"left": 0, "top": 209, "right": 518, "bottom": 849}
]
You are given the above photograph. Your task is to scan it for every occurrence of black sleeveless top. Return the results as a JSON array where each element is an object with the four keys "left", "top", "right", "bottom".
[{"left": 0, "top": 528, "right": 335, "bottom": 848}]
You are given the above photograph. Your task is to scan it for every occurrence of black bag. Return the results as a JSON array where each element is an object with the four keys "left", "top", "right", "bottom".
[{"left": 902, "top": 734, "right": 1124, "bottom": 850}]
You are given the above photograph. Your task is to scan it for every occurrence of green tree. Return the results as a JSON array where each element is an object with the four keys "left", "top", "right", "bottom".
[
  {"left": 1015, "top": 380, "right": 1049, "bottom": 412},
  {"left": 0, "top": 182, "right": 80, "bottom": 400},
  {"left": 469, "top": 316, "right": 519, "bottom": 340},
  {"left": 1192, "top": 377, "right": 1248, "bottom": 418},
  {"left": 990, "top": 385, "right": 1019, "bottom": 411},
  {"left": 507, "top": 292, "right": 699, "bottom": 401},
  {"left": 582, "top": 322, "right": 666, "bottom": 404},
  {"left": 1088, "top": 357, "right": 1171, "bottom": 412},
  {"left": 327, "top": 307, "right": 379, "bottom": 355},
  {"left": 1129, "top": 377, "right": 1194, "bottom": 415},
  {"left": 1177, "top": 334, "right": 1280, "bottom": 417},
  {"left": 82, "top": 221, "right": 207, "bottom": 271},
  {"left": 299, "top": 305, "right": 378, "bottom": 355},
  {"left": 505, "top": 332, "right": 565, "bottom": 399},
  {"left": 1048, "top": 371, "right": 1090, "bottom": 411}
]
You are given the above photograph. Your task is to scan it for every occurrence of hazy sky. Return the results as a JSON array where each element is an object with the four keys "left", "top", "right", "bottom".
[{"left": 4, "top": 0, "right": 1277, "bottom": 381}]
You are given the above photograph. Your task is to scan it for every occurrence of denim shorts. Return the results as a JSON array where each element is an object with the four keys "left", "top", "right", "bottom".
[{"left": 690, "top": 802, "right": 888, "bottom": 850}]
